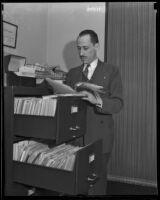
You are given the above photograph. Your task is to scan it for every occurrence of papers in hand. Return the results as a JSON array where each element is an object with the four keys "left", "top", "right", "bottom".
[
  {"left": 45, "top": 78, "right": 105, "bottom": 99},
  {"left": 75, "top": 82, "right": 105, "bottom": 94},
  {"left": 75, "top": 82, "right": 105, "bottom": 103},
  {"left": 46, "top": 78, "right": 75, "bottom": 94},
  {"left": 45, "top": 78, "right": 86, "bottom": 98}
]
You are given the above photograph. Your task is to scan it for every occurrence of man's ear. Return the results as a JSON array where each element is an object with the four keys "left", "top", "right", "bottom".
[{"left": 94, "top": 43, "right": 100, "bottom": 50}]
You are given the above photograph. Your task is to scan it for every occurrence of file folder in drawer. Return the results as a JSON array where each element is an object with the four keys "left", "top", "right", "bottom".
[{"left": 13, "top": 139, "right": 102, "bottom": 195}]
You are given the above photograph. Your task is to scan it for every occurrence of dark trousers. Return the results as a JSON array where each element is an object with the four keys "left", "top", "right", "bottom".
[{"left": 88, "top": 152, "right": 111, "bottom": 195}]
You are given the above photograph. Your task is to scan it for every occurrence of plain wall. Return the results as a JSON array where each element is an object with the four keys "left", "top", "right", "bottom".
[
  {"left": 3, "top": 3, "right": 48, "bottom": 64},
  {"left": 46, "top": 3, "right": 105, "bottom": 72},
  {"left": 3, "top": 3, "right": 105, "bottom": 71}
]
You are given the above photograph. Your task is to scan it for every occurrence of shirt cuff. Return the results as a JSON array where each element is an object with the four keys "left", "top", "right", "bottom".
[{"left": 95, "top": 97, "right": 103, "bottom": 108}]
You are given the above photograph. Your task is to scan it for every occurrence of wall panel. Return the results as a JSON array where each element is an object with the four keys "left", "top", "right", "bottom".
[{"left": 107, "top": 2, "right": 156, "bottom": 185}]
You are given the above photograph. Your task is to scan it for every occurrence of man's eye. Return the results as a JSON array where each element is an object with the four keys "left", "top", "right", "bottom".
[{"left": 77, "top": 47, "right": 88, "bottom": 51}]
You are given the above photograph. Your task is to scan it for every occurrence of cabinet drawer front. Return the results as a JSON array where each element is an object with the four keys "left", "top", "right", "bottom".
[
  {"left": 13, "top": 162, "right": 76, "bottom": 194},
  {"left": 56, "top": 97, "right": 87, "bottom": 144},
  {"left": 13, "top": 139, "right": 102, "bottom": 195},
  {"left": 75, "top": 139, "right": 103, "bottom": 194},
  {"left": 14, "top": 115, "right": 57, "bottom": 140},
  {"left": 13, "top": 97, "right": 86, "bottom": 143}
]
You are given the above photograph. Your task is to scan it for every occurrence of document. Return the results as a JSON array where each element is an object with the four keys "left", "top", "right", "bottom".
[
  {"left": 46, "top": 78, "right": 75, "bottom": 94},
  {"left": 45, "top": 78, "right": 105, "bottom": 101},
  {"left": 75, "top": 82, "right": 105, "bottom": 94},
  {"left": 14, "top": 97, "right": 57, "bottom": 117}
]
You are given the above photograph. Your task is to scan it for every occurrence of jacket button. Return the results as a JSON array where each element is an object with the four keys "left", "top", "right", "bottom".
[{"left": 100, "top": 120, "right": 103, "bottom": 124}]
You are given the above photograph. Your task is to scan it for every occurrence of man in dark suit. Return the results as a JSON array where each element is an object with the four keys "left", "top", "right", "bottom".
[{"left": 65, "top": 30, "right": 123, "bottom": 195}]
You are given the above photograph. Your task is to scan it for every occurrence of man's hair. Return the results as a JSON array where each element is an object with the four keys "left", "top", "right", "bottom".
[{"left": 78, "top": 30, "right": 99, "bottom": 44}]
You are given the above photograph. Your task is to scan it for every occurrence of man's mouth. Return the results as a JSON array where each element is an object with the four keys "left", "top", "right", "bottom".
[{"left": 81, "top": 57, "right": 87, "bottom": 60}]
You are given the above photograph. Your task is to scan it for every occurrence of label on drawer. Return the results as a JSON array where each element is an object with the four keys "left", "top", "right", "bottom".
[
  {"left": 71, "top": 106, "right": 78, "bottom": 113},
  {"left": 89, "top": 153, "right": 95, "bottom": 163}
]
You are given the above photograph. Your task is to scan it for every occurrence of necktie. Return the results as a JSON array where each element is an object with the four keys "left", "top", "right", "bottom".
[{"left": 83, "top": 64, "right": 90, "bottom": 80}]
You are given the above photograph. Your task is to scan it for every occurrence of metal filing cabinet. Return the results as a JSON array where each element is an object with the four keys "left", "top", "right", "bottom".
[{"left": 4, "top": 86, "right": 102, "bottom": 196}]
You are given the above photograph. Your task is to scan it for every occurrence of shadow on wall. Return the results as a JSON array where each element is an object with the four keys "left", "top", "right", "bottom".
[{"left": 63, "top": 40, "right": 82, "bottom": 71}]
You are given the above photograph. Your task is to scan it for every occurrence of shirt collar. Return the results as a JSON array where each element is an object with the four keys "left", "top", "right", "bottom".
[{"left": 83, "top": 58, "right": 98, "bottom": 71}]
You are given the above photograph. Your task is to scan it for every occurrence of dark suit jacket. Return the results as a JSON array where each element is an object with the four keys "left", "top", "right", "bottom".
[{"left": 66, "top": 59, "right": 123, "bottom": 153}]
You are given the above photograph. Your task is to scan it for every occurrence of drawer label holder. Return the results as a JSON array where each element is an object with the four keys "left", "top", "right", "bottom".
[{"left": 71, "top": 106, "right": 78, "bottom": 114}]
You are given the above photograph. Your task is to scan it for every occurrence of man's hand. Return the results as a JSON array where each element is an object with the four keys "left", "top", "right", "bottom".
[{"left": 80, "top": 90, "right": 102, "bottom": 106}]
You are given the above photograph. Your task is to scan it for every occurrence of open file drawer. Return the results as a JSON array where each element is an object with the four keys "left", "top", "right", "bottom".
[
  {"left": 13, "top": 139, "right": 102, "bottom": 195},
  {"left": 14, "top": 96, "right": 87, "bottom": 144}
]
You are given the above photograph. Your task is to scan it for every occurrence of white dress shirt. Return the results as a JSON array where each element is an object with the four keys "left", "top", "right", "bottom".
[
  {"left": 83, "top": 58, "right": 98, "bottom": 80},
  {"left": 82, "top": 58, "right": 103, "bottom": 108}
]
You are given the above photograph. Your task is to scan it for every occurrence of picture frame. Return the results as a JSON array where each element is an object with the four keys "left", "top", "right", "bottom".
[{"left": 3, "top": 20, "right": 18, "bottom": 48}]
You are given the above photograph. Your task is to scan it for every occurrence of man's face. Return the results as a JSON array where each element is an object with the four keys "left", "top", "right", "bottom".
[{"left": 77, "top": 34, "right": 98, "bottom": 64}]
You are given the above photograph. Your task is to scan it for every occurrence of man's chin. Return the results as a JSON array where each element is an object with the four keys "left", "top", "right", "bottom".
[{"left": 81, "top": 60, "right": 88, "bottom": 64}]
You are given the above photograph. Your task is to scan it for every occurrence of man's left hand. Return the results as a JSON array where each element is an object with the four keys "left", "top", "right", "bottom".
[{"left": 80, "top": 90, "right": 102, "bottom": 106}]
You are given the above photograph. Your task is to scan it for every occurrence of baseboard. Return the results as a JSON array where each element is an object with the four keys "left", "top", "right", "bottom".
[{"left": 107, "top": 175, "right": 157, "bottom": 188}]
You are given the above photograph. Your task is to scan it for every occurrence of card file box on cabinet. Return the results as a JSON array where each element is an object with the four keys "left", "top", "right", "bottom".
[
  {"left": 4, "top": 86, "right": 103, "bottom": 195},
  {"left": 4, "top": 55, "right": 36, "bottom": 87}
]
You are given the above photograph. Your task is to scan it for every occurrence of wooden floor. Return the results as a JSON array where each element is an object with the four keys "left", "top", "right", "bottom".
[
  {"left": 31, "top": 181, "right": 158, "bottom": 196},
  {"left": 107, "top": 180, "right": 158, "bottom": 195}
]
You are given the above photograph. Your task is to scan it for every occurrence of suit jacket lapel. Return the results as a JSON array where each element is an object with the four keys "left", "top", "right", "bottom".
[
  {"left": 77, "top": 60, "right": 104, "bottom": 83},
  {"left": 90, "top": 59, "right": 103, "bottom": 83},
  {"left": 79, "top": 65, "right": 84, "bottom": 82}
]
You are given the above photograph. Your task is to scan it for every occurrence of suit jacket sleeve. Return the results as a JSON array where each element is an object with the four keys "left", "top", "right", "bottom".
[
  {"left": 96, "top": 67, "right": 123, "bottom": 114},
  {"left": 65, "top": 67, "right": 78, "bottom": 89},
  {"left": 65, "top": 69, "right": 73, "bottom": 88}
]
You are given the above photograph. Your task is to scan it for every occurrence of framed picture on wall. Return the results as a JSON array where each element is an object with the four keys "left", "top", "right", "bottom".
[{"left": 3, "top": 21, "right": 18, "bottom": 49}]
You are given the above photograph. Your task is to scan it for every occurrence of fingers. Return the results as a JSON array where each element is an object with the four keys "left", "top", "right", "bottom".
[
  {"left": 80, "top": 90, "right": 90, "bottom": 96},
  {"left": 82, "top": 97, "right": 89, "bottom": 101},
  {"left": 81, "top": 92, "right": 97, "bottom": 104}
]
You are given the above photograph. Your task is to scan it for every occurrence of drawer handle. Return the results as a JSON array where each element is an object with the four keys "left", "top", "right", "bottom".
[
  {"left": 75, "top": 125, "right": 80, "bottom": 130},
  {"left": 69, "top": 126, "right": 80, "bottom": 131},
  {"left": 87, "top": 173, "right": 99, "bottom": 186},
  {"left": 69, "top": 127, "right": 76, "bottom": 131}
]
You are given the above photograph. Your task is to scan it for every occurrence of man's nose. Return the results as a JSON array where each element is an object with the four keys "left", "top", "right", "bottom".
[{"left": 80, "top": 49, "right": 84, "bottom": 56}]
